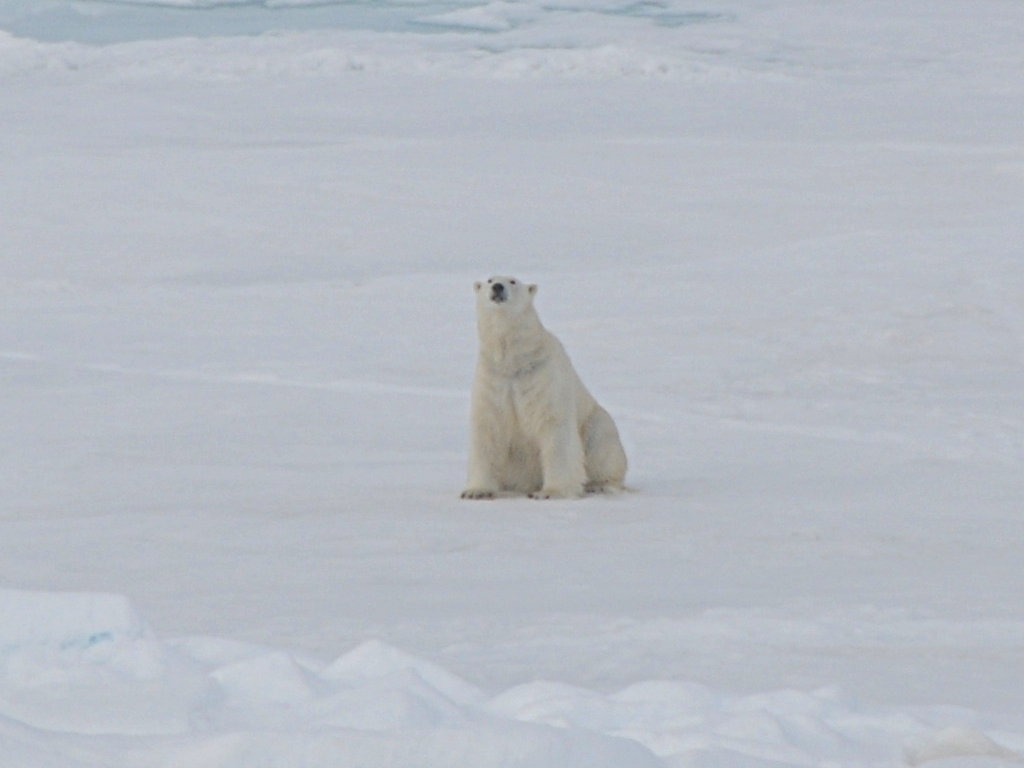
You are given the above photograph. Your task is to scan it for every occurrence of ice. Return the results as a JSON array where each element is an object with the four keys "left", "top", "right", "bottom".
[
  {"left": 0, "top": 588, "right": 149, "bottom": 651},
  {"left": 904, "top": 728, "right": 1024, "bottom": 767},
  {"left": 0, "top": 589, "right": 666, "bottom": 766},
  {"left": 322, "top": 638, "right": 486, "bottom": 705},
  {"left": 210, "top": 651, "right": 319, "bottom": 706},
  {"left": 2, "top": 0, "right": 1024, "bottom": 765},
  {"left": 417, "top": 2, "right": 542, "bottom": 34},
  {"left": 0, "top": 0, "right": 722, "bottom": 45},
  {"left": 0, "top": 0, "right": 468, "bottom": 44},
  {"left": 3, "top": 588, "right": 1023, "bottom": 766}
]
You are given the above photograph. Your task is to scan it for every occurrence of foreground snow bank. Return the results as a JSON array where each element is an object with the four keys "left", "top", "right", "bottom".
[
  {"left": 0, "top": 590, "right": 658, "bottom": 767},
  {"left": 1, "top": 589, "right": 1021, "bottom": 768}
]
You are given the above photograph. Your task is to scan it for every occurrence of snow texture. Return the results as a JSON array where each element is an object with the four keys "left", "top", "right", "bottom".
[
  {"left": 2, "top": 0, "right": 1024, "bottom": 766},
  {"left": 2, "top": 589, "right": 1022, "bottom": 768}
]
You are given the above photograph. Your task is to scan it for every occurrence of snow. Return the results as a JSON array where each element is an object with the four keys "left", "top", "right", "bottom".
[
  {"left": 2, "top": 0, "right": 1024, "bottom": 766},
  {"left": 2, "top": 593, "right": 1022, "bottom": 768}
]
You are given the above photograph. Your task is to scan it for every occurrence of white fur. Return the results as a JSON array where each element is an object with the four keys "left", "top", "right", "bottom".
[{"left": 461, "top": 275, "right": 627, "bottom": 500}]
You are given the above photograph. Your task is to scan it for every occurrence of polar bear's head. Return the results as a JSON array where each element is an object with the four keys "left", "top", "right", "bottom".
[{"left": 474, "top": 276, "right": 537, "bottom": 314}]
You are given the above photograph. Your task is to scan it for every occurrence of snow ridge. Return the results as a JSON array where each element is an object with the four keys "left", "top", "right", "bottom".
[{"left": 2, "top": 589, "right": 1022, "bottom": 768}]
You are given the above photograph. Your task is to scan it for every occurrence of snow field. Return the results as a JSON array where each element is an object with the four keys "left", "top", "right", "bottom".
[{"left": 2, "top": 1, "right": 1024, "bottom": 766}]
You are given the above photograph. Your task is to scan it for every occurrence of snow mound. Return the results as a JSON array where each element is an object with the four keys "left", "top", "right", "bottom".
[
  {"left": 0, "top": 589, "right": 661, "bottom": 767},
  {"left": 0, "top": 588, "right": 150, "bottom": 651},
  {"left": 323, "top": 637, "right": 485, "bottom": 703},
  {"left": 1, "top": 589, "right": 1023, "bottom": 767}
]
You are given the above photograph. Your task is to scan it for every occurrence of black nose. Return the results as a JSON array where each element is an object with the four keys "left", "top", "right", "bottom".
[{"left": 491, "top": 282, "right": 506, "bottom": 299}]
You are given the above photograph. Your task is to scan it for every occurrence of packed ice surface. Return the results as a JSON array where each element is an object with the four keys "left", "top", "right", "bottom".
[
  {"left": 2, "top": 1, "right": 1024, "bottom": 766},
  {"left": 0, "top": 0, "right": 724, "bottom": 44}
]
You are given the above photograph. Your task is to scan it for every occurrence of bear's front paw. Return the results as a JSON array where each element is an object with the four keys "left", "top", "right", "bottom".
[{"left": 461, "top": 488, "right": 497, "bottom": 500}]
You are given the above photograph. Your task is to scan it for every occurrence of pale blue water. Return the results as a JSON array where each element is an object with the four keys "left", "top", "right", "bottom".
[{"left": 0, "top": 0, "right": 724, "bottom": 44}]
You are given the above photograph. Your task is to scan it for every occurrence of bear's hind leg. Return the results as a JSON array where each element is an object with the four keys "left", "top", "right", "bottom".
[{"left": 583, "top": 406, "right": 627, "bottom": 492}]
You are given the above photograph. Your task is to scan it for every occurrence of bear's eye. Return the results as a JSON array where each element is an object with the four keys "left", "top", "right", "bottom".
[
  {"left": 487, "top": 278, "right": 493, "bottom": 284},
  {"left": 510, "top": 280, "right": 517, "bottom": 285}
]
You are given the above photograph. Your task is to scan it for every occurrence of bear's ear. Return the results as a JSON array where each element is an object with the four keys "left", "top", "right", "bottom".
[
  {"left": 528, "top": 283, "right": 538, "bottom": 296},
  {"left": 474, "top": 281, "right": 482, "bottom": 292}
]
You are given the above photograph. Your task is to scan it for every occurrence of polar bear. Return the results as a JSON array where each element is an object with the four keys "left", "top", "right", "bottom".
[{"left": 461, "top": 276, "right": 627, "bottom": 499}]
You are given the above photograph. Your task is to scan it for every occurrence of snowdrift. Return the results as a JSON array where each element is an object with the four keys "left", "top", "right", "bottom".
[{"left": 1, "top": 589, "right": 1022, "bottom": 767}]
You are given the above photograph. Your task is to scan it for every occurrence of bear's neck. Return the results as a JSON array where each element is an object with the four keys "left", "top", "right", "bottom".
[{"left": 477, "top": 307, "right": 548, "bottom": 376}]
